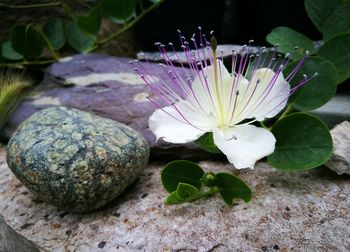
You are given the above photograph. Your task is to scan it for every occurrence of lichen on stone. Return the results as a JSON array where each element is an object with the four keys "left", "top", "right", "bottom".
[{"left": 6, "top": 106, "right": 149, "bottom": 212}]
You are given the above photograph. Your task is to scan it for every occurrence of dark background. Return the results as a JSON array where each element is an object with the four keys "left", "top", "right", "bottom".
[{"left": 136, "top": 0, "right": 321, "bottom": 50}]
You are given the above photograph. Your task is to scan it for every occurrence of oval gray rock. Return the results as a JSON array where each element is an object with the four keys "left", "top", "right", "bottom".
[{"left": 6, "top": 106, "right": 149, "bottom": 213}]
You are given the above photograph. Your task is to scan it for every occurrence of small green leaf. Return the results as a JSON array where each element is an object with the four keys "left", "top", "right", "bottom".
[
  {"left": 195, "top": 132, "right": 221, "bottom": 154},
  {"left": 201, "top": 172, "right": 217, "bottom": 187},
  {"left": 161, "top": 160, "right": 204, "bottom": 193},
  {"left": 11, "top": 24, "right": 45, "bottom": 58},
  {"left": 102, "top": 0, "right": 136, "bottom": 24},
  {"left": 42, "top": 18, "right": 65, "bottom": 50},
  {"left": 165, "top": 192, "right": 185, "bottom": 205},
  {"left": 266, "top": 26, "right": 317, "bottom": 60},
  {"left": 77, "top": 6, "right": 101, "bottom": 35},
  {"left": 10, "top": 24, "right": 27, "bottom": 57},
  {"left": 176, "top": 183, "right": 199, "bottom": 200},
  {"left": 318, "top": 33, "right": 350, "bottom": 84},
  {"left": 65, "top": 21, "right": 96, "bottom": 53},
  {"left": 305, "top": 0, "right": 350, "bottom": 41},
  {"left": 26, "top": 26, "right": 45, "bottom": 58},
  {"left": 215, "top": 173, "right": 252, "bottom": 206},
  {"left": 1, "top": 41, "right": 23, "bottom": 60},
  {"left": 268, "top": 113, "right": 333, "bottom": 171},
  {"left": 285, "top": 56, "right": 337, "bottom": 111}
]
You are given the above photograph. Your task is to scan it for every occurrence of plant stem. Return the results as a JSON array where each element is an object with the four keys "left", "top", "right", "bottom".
[
  {"left": 92, "top": 0, "right": 164, "bottom": 50},
  {"left": 60, "top": 2, "right": 76, "bottom": 19},
  {"left": 188, "top": 187, "right": 220, "bottom": 203},
  {"left": 277, "top": 104, "right": 293, "bottom": 121},
  {"left": 0, "top": 59, "right": 57, "bottom": 68},
  {"left": 259, "top": 121, "right": 269, "bottom": 130},
  {"left": 5, "top": 2, "right": 61, "bottom": 9}
]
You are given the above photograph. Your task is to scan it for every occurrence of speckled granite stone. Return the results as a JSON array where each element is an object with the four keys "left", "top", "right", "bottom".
[
  {"left": 0, "top": 144, "right": 349, "bottom": 251},
  {"left": 6, "top": 106, "right": 149, "bottom": 213}
]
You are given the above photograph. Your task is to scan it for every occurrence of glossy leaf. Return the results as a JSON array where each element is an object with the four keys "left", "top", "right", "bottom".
[
  {"left": 268, "top": 113, "right": 333, "bottom": 171},
  {"left": 215, "top": 173, "right": 252, "bottom": 206},
  {"left": 102, "top": 0, "right": 136, "bottom": 23},
  {"left": 1, "top": 41, "right": 23, "bottom": 60},
  {"left": 176, "top": 183, "right": 199, "bottom": 200},
  {"left": 161, "top": 160, "right": 204, "bottom": 193},
  {"left": 266, "top": 26, "right": 316, "bottom": 60},
  {"left": 318, "top": 33, "right": 350, "bottom": 84},
  {"left": 65, "top": 21, "right": 96, "bottom": 53},
  {"left": 305, "top": 0, "right": 350, "bottom": 40},
  {"left": 11, "top": 24, "right": 45, "bottom": 58},
  {"left": 165, "top": 191, "right": 185, "bottom": 205},
  {"left": 285, "top": 56, "right": 337, "bottom": 111},
  {"left": 10, "top": 25, "right": 27, "bottom": 57},
  {"left": 27, "top": 26, "right": 45, "bottom": 58},
  {"left": 77, "top": 6, "right": 101, "bottom": 35},
  {"left": 42, "top": 18, "right": 65, "bottom": 50},
  {"left": 195, "top": 132, "right": 221, "bottom": 154}
]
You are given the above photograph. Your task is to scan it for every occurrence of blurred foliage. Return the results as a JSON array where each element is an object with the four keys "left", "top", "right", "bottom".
[
  {"left": 0, "top": 0, "right": 164, "bottom": 67},
  {"left": 267, "top": 0, "right": 350, "bottom": 87},
  {"left": 264, "top": 0, "right": 349, "bottom": 171},
  {"left": 0, "top": 71, "right": 32, "bottom": 130}
]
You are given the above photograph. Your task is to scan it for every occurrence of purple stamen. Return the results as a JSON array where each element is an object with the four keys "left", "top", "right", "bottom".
[{"left": 136, "top": 29, "right": 315, "bottom": 132}]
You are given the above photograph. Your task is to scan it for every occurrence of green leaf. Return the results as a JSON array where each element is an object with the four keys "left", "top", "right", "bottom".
[
  {"left": 26, "top": 26, "right": 45, "bottom": 58},
  {"left": 10, "top": 25, "right": 27, "bottom": 57},
  {"left": 77, "top": 6, "right": 101, "bottom": 35},
  {"left": 1, "top": 41, "right": 23, "bottom": 60},
  {"left": 42, "top": 18, "right": 66, "bottom": 50},
  {"left": 165, "top": 191, "right": 185, "bottom": 205},
  {"left": 195, "top": 132, "right": 221, "bottom": 154},
  {"left": 102, "top": 0, "right": 136, "bottom": 23},
  {"left": 201, "top": 172, "right": 217, "bottom": 187},
  {"left": 266, "top": 26, "right": 317, "bottom": 60},
  {"left": 268, "top": 113, "right": 333, "bottom": 171},
  {"left": 176, "top": 183, "right": 199, "bottom": 200},
  {"left": 11, "top": 24, "right": 45, "bottom": 58},
  {"left": 65, "top": 21, "right": 96, "bottom": 53},
  {"left": 285, "top": 56, "right": 337, "bottom": 111},
  {"left": 318, "top": 33, "right": 350, "bottom": 84},
  {"left": 305, "top": 0, "right": 337, "bottom": 33},
  {"left": 305, "top": 0, "right": 350, "bottom": 41},
  {"left": 215, "top": 173, "right": 252, "bottom": 206},
  {"left": 161, "top": 160, "right": 204, "bottom": 193}
]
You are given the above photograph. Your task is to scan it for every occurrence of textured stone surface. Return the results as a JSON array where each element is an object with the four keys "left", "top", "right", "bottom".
[
  {"left": 1, "top": 54, "right": 213, "bottom": 160},
  {"left": 0, "top": 214, "right": 39, "bottom": 252},
  {"left": 137, "top": 44, "right": 262, "bottom": 63},
  {"left": 1, "top": 145, "right": 349, "bottom": 251},
  {"left": 326, "top": 121, "right": 350, "bottom": 175},
  {"left": 6, "top": 107, "right": 149, "bottom": 212}
]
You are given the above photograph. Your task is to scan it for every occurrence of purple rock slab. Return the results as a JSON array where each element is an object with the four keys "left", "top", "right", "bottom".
[{"left": 1, "top": 54, "right": 215, "bottom": 160}]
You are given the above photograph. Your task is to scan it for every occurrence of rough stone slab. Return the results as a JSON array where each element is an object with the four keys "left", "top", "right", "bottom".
[
  {"left": 326, "top": 121, "right": 350, "bottom": 175},
  {"left": 1, "top": 54, "right": 212, "bottom": 160},
  {"left": 1, "top": 145, "right": 349, "bottom": 251},
  {"left": 0, "top": 214, "right": 39, "bottom": 252},
  {"left": 137, "top": 44, "right": 263, "bottom": 63}
]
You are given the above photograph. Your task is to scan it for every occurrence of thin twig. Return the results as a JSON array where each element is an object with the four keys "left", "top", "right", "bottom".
[{"left": 4, "top": 2, "right": 62, "bottom": 9}]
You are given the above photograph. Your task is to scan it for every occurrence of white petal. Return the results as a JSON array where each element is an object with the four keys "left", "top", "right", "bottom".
[
  {"left": 234, "top": 68, "right": 290, "bottom": 122},
  {"left": 149, "top": 104, "right": 207, "bottom": 144},
  {"left": 213, "top": 124, "right": 276, "bottom": 169},
  {"left": 191, "top": 60, "right": 231, "bottom": 120}
]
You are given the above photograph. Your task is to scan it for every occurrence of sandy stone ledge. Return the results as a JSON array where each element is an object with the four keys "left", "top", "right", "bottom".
[{"left": 0, "top": 144, "right": 349, "bottom": 252}]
